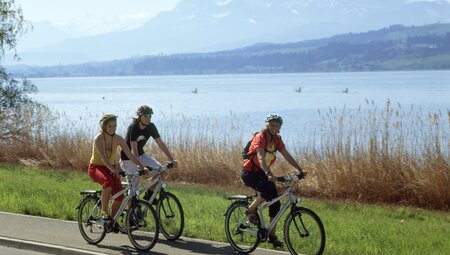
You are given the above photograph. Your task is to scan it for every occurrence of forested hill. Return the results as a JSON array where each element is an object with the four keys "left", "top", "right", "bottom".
[{"left": 9, "top": 23, "right": 450, "bottom": 77}]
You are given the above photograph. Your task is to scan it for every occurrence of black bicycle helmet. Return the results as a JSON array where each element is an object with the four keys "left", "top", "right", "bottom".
[{"left": 136, "top": 105, "right": 154, "bottom": 116}]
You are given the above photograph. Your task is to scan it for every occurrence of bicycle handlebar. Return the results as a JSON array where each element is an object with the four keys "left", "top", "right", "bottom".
[
  {"left": 147, "top": 161, "right": 175, "bottom": 173},
  {"left": 276, "top": 172, "right": 305, "bottom": 183},
  {"left": 119, "top": 169, "right": 147, "bottom": 177},
  {"left": 119, "top": 161, "right": 175, "bottom": 178}
]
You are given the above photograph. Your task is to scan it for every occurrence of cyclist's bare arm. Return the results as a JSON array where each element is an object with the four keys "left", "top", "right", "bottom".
[
  {"left": 279, "top": 148, "right": 304, "bottom": 174},
  {"left": 117, "top": 135, "right": 146, "bottom": 170},
  {"left": 130, "top": 141, "right": 139, "bottom": 158},
  {"left": 256, "top": 147, "right": 277, "bottom": 182},
  {"left": 155, "top": 138, "right": 177, "bottom": 168}
]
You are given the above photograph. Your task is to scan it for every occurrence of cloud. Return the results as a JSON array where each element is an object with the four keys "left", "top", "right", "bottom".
[
  {"left": 61, "top": 11, "right": 153, "bottom": 36},
  {"left": 212, "top": 12, "right": 231, "bottom": 18},
  {"left": 15, "top": 0, "right": 180, "bottom": 36},
  {"left": 216, "top": 0, "right": 232, "bottom": 6},
  {"left": 180, "top": 14, "right": 196, "bottom": 21},
  {"left": 405, "top": 0, "right": 450, "bottom": 2},
  {"left": 246, "top": 18, "right": 257, "bottom": 24}
]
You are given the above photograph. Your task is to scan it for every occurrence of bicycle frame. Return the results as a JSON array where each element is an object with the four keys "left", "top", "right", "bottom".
[
  {"left": 257, "top": 185, "right": 297, "bottom": 234},
  {"left": 87, "top": 172, "right": 141, "bottom": 224},
  {"left": 137, "top": 165, "right": 170, "bottom": 203},
  {"left": 240, "top": 180, "right": 302, "bottom": 237}
]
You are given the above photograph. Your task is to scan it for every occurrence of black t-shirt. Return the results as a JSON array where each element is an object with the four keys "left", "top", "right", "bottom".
[{"left": 120, "top": 120, "right": 160, "bottom": 160}]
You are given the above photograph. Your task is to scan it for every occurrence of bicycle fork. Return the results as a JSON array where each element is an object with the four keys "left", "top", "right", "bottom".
[
  {"left": 290, "top": 205, "right": 310, "bottom": 238},
  {"left": 158, "top": 190, "right": 175, "bottom": 219}
]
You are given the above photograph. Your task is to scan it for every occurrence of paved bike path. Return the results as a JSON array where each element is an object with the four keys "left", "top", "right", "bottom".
[{"left": 0, "top": 212, "right": 288, "bottom": 255}]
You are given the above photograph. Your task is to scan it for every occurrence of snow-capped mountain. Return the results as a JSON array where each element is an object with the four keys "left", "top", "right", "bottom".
[{"left": 8, "top": 0, "right": 450, "bottom": 66}]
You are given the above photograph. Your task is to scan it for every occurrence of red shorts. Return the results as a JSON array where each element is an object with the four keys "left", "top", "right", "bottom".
[{"left": 88, "top": 164, "right": 124, "bottom": 201}]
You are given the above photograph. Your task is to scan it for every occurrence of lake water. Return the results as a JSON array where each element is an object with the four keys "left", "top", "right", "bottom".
[{"left": 29, "top": 71, "right": 450, "bottom": 145}]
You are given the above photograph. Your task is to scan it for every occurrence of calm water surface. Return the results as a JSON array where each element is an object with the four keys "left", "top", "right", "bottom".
[{"left": 29, "top": 71, "right": 450, "bottom": 144}]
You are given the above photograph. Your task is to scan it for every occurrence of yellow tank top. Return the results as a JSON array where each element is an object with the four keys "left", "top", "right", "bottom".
[
  {"left": 264, "top": 143, "right": 276, "bottom": 167},
  {"left": 90, "top": 136, "right": 119, "bottom": 166}
]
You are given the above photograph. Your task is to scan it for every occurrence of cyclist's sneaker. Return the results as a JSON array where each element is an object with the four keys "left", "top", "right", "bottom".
[
  {"left": 101, "top": 212, "right": 112, "bottom": 223},
  {"left": 245, "top": 209, "right": 260, "bottom": 226},
  {"left": 268, "top": 235, "right": 284, "bottom": 249},
  {"left": 143, "top": 191, "right": 158, "bottom": 205},
  {"left": 111, "top": 222, "right": 120, "bottom": 233},
  {"left": 101, "top": 214, "right": 114, "bottom": 232}
]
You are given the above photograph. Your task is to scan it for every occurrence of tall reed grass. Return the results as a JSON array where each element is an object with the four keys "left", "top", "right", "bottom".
[{"left": 1, "top": 100, "right": 448, "bottom": 209}]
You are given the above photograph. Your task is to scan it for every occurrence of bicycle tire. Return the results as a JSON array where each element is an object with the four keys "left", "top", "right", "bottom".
[
  {"left": 77, "top": 196, "right": 106, "bottom": 244},
  {"left": 283, "top": 207, "right": 326, "bottom": 255},
  {"left": 126, "top": 200, "right": 159, "bottom": 251},
  {"left": 224, "top": 201, "right": 260, "bottom": 254},
  {"left": 157, "top": 192, "right": 184, "bottom": 240}
]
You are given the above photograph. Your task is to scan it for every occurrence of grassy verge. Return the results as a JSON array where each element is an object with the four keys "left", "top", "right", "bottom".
[
  {"left": 1, "top": 101, "right": 448, "bottom": 210},
  {"left": 1, "top": 164, "right": 449, "bottom": 254}
]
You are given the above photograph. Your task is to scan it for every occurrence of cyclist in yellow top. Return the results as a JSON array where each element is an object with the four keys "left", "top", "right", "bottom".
[{"left": 88, "top": 114, "right": 148, "bottom": 223}]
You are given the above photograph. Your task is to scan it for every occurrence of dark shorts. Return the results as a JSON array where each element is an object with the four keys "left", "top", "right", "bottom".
[{"left": 241, "top": 170, "right": 280, "bottom": 217}]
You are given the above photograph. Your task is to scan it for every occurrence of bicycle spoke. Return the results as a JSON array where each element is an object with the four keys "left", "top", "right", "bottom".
[
  {"left": 77, "top": 196, "right": 106, "bottom": 244},
  {"left": 284, "top": 208, "right": 325, "bottom": 255},
  {"left": 127, "top": 201, "right": 159, "bottom": 251},
  {"left": 225, "top": 202, "right": 259, "bottom": 253},
  {"left": 157, "top": 192, "right": 184, "bottom": 240}
]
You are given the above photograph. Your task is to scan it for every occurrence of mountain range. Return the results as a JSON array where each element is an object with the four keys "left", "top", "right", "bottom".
[
  {"left": 8, "top": 23, "right": 450, "bottom": 77},
  {"left": 6, "top": 0, "right": 450, "bottom": 66}
]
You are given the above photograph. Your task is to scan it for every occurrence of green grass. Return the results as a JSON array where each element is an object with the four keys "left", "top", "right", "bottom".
[{"left": 1, "top": 164, "right": 449, "bottom": 254}]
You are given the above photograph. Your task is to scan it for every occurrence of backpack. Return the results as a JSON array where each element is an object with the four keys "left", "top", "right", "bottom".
[
  {"left": 242, "top": 132, "right": 259, "bottom": 160},
  {"left": 242, "top": 131, "right": 278, "bottom": 160}
]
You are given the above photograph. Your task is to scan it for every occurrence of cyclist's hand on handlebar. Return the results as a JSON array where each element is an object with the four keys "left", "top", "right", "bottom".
[
  {"left": 169, "top": 160, "right": 178, "bottom": 168},
  {"left": 298, "top": 171, "right": 307, "bottom": 179},
  {"left": 268, "top": 174, "right": 278, "bottom": 182},
  {"left": 141, "top": 167, "right": 153, "bottom": 179},
  {"left": 111, "top": 167, "right": 120, "bottom": 178}
]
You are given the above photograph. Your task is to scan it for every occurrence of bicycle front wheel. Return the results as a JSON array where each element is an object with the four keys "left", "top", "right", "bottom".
[
  {"left": 77, "top": 196, "right": 106, "bottom": 244},
  {"left": 157, "top": 192, "right": 184, "bottom": 240},
  {"left": 224, "top": 201, "right": 260, "bottom": 254},
  {"left": 127, "top": 200, "right": 159, "bottom": 251},
  {"left": 284, "top": 207, "right": 326, "bottom": 255}
]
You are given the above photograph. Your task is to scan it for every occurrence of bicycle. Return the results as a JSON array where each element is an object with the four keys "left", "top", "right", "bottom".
[
  {"left": 138, "top": 162, "right": 184, "bottom": 241},
  {"left": 224, "top": 173, "right": 326, "bottom": 255},
  {"left": 76, "top": 169, "right": 159, "bottom": 251}
]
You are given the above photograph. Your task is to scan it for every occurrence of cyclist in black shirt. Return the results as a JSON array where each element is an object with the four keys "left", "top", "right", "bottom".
[{"left": 120, "top": 105, "right": 177, "bottom": 201}]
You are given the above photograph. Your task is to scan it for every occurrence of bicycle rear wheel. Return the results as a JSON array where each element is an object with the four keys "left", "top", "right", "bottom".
[
  {"left": 224, "top": 201, "right": 260, "bottom": 253},
  {"left": 284, "top": 207, "right": 325, "bottom": 255},
  {"left": 127, "top": 200, "right": 159, "bottom": 251},
  {"left": 157, "top": 192, "right": 184, "bottom": 240},
  {"left": 77, "top": 196, "right": 106, "bottom": 244}
]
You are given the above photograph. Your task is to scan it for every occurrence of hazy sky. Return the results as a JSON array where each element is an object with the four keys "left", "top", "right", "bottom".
[{"left": 14, "top": 0, "right": 181, "bottom": 36}]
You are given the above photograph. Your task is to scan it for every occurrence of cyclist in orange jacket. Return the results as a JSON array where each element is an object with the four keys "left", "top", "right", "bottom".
[{"left": 241, "top": 114, "right": 305, "bottom": 248}]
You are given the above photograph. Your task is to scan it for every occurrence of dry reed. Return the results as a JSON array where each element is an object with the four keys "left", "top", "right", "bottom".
[{"left": 0, "top": 100, "right": 448, "bottom": 210}]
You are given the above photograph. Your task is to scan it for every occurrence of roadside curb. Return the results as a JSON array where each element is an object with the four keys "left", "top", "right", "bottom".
[
  {"left": 0, "top": 236, "right": 106, "bottom": 255},
  {"left": 179, "top": 236, "right": 290, "bottom": 255}
]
